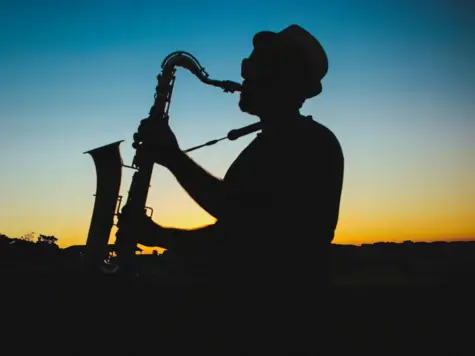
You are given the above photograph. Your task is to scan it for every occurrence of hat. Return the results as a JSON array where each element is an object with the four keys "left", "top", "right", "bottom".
[{"left": 252, "top": 24, "right": 328, "bottom": 98}]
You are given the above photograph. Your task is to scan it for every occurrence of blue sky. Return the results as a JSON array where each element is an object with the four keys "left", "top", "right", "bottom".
[{"left": 0, "top": 0, "right": 474, "bottom": 245}]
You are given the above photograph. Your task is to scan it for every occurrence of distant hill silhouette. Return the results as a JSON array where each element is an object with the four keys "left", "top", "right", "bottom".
[
  {"left": 330, "top": 240, "right": 475, "bottom": 285},
  {"left": 1, "top": 232, "right": 473, "bottom": 284}
]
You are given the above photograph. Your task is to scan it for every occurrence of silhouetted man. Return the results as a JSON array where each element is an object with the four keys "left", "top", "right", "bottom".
[{"left": 119, "top": 24, "right": 344, "bottom": 346}]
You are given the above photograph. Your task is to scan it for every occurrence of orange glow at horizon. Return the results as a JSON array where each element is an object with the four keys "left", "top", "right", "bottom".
[
  {"left": 1, "top": 188, "right": 473, "bottom": 252},
  {"left": 1, "top": 147, "right": 474, "bottom": 251}
]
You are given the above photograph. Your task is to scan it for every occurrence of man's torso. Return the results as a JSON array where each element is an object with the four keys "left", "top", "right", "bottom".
[{"left": 212, "top": 116, "right": 344, "bottom": 283}]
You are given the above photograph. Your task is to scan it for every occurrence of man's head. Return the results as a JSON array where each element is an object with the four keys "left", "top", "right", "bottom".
[{"left": 239, "top": 24, "right": 328, "bottom": 119}]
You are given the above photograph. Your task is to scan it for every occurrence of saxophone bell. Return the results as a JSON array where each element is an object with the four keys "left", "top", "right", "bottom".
[{"left": 83, "top": 140, "right": 124, "bottom": 269}]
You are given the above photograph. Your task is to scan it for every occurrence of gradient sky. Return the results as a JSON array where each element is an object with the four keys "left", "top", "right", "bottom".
[{"left": 1, "top": 0, "right": 474, "bottom": 249}]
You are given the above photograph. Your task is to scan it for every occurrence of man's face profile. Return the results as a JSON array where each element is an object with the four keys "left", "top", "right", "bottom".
[
  {"left": 239, "top": 43, "right": 303, "bottom": 118},
  {"left": 239, "top": 46, "right": 283, "bottom": 116}
]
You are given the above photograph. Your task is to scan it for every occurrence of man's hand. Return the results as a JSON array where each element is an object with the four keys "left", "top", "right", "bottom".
[
  {"left": 133, "top": 118, "right": 182, "bottom": 168},
  {"left": 117, "top": 204, "right": 165, "bottom": 247}
]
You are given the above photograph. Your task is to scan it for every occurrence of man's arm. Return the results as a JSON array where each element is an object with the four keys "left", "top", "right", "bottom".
[
  {"left": 135, "top": 118, "right": 227, "bottom": 219},
  {"left": 143, "top": 222, "right": 220, "bottom": 253},
  {"left": 164, "top": 151, "right": 226, "bottom": 220}
]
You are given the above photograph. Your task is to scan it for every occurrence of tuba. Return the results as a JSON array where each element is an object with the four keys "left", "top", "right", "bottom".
[{"left": 84, "top": 51, "right": 248, "bottom": 275}]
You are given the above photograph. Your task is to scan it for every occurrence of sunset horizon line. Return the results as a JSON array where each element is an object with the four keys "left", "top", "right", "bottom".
[{"left": 2, "top": 231, "right": 474, "bottom": 249}]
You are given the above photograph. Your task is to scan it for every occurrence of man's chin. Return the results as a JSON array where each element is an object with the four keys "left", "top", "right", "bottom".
[{"left": 238, "top": 98, "right": 257, "bottom": 116}]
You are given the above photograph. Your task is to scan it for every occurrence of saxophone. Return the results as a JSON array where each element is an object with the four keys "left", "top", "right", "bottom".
[{"left": 83, "top": 51, "right": 242, "bottom": 275}]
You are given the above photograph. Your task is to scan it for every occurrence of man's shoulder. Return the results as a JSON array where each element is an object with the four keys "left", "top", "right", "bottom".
[{"left": 299, "top": 116, "right": 343, "bottom": 153}]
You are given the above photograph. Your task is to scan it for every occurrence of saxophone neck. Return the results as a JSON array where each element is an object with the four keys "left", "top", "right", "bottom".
[
  {"left": 208, "top": 79, "right": 242, "bottom": 93},
  {"left": 161, "top": 51, "right": 242, "bottom": 93}
]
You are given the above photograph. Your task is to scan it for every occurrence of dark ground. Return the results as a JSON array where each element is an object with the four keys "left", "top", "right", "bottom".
[
  {"left": 1, "top": 239, "right": 475, "bottom": 354},
  {"left": 3, "top": 278, "right": 474, "bottom": 354}
]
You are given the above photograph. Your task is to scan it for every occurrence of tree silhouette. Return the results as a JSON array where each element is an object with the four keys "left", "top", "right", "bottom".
[
  {"left": 37, "top": 234, "right": 58, "bottom": 245},
  {"left": 0, "top": 233, "right": 10, "bottom": 251},
  {"left": 20, "top": 232, "right": 35, "bottom": 242}
]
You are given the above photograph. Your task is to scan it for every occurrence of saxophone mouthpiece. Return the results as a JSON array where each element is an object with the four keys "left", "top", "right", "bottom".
[{"left": 222, "top": 80, "right": 242, "bottom": 93}]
